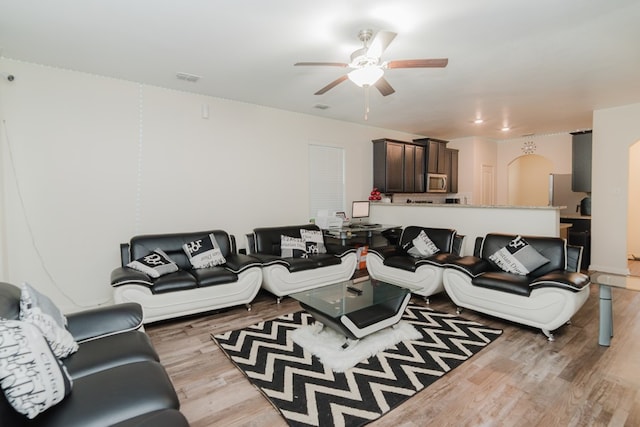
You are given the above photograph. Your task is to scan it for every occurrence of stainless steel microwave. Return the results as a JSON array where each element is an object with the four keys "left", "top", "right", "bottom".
[{"left": 427, "top": 173, "right": 448, "bottom": 192}]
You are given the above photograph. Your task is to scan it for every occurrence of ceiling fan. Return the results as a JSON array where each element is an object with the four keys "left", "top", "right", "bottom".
[{"left": 295, "top": 29, "right": 448, "bottom": 96}]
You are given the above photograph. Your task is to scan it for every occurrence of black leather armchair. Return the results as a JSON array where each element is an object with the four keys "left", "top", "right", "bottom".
[
  {"left": 366, "top": 226, "right": 463, "bottom": 301},
  {"left": 246, "top": 224, "right": 358, "bottom": 301},
  {"left": 0, "top": 282, "right": 189, "bottom": 427}
]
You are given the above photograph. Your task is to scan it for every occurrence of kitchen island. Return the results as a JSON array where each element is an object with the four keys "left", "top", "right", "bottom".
[{"left": 369, "top": 203, "right": 563, "bottom": 256}]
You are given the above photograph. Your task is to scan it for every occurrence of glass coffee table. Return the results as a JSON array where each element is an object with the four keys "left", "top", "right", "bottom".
[{"left": 290, "top": 277, "right": 411, "bottom": 345}]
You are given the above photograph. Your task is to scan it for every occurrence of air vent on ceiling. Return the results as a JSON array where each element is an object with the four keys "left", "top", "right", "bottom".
[{"left": 176, "top": 72, "right": 201, "bottom": 82}]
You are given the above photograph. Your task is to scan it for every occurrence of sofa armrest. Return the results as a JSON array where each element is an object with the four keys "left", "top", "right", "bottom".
[
  {"left": 530, "top": 271, "right": 591, "bottom": 292},
  {"left": 224, "top": 253, "right": 262, "bottom": 273},
  {"left": 66, "top": 303, "right": 144, "bottom": 343},
  {"left": 327, "top": 246, "right": 357, "bottom": 258},
  {"left": 111, "top": 267, "right": 153, "bottom": 287},
  {"left": 248, "top": 253, "right": 288, "bottom": 266},
  {"left": 367, "top": 245, "right": 404, "bottom": 260},
  {"left": 446, "top": 256, "right": 493, "bottom": 277}
]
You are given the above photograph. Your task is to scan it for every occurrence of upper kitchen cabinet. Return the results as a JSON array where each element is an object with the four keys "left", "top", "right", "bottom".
[
  {"left": 571, "top": 131, "right": 592, "bottom": 192},
  {"left": 444, "top": 148, "right": 459, "bottom": 194},
  {"left": 372, "top": 138, "right": 425, "bottom": 193},
  {"left": 414, "top": 137, "right": 448, "bottom": 174}
]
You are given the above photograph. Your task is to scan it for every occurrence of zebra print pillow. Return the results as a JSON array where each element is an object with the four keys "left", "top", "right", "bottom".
[{"left": 0, "top": 320, "right": 73, "bottom": 419}]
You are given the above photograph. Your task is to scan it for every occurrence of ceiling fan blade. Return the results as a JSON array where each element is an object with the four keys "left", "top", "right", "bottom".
[
  {"left": 366, "top": 31, "right": 397, "bottom": 58},
  {"left": 314, "top": 75, "right": 348, "bottom": 95},
  {"left": 375, "top": 77, "right": 395, "bottom": 96},
  {"left": 387, "top": 58, "right": 449, "bottom": 68},
  {"left": 294, "top": 62, "right": 348, "bottom": 67}
]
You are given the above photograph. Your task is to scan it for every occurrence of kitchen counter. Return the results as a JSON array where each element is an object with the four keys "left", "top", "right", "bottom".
[
  {"left": 382, "top": 202, "right": 561, "bottom": 210},
  {"left": 370, "top": 203, "right": 562, "bottom": 256}
]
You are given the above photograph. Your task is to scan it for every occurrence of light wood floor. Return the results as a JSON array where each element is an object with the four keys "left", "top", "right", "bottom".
[{"left": 146, "top": 284, "right": 640, "bottom": 427}]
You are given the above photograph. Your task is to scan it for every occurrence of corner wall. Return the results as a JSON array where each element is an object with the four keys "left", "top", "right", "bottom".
[{"left": 591, "top": 102, "right": 640, "bottom": 274}]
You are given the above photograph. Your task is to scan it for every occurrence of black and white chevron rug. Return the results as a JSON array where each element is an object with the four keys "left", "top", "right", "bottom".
[{"left": 212, "top": 305, "right": 502, "bottom": 427}]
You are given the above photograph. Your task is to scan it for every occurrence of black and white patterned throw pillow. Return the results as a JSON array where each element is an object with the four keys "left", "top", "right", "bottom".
[
  {"left": 127, "top": 248, "right": 179, "bottom": 278},
  {"left": 19, "top": 282, "right": 78, "bottom": 359},
  {"left": 300, "top": 229, "right": 327, "bottom": 255},
  {"left": 280, "top": 235, "right": 307, "bottom": 258},
  {"left": 403, "top": 230, "right": 440, "bottom": 258},
  {"left": 489, "top": 235, "right": 550, "bottom": 275},
  {"left": 0, "top": 320, "right": 73, "bottom": 419},
  {"left": 183, "top": 234, "right": 227, "bottom": 269}
]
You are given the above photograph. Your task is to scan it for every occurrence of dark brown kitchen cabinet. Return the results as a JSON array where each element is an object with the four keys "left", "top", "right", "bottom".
[
  {"left": 372, "top": 138, "right": 425, "bottom": 193},
  {"left": 444, "top": 148, "right": 459, "bottom": 193},
  {"left": 413, "top": 137, "right": 448, "bottom": 174},
  {"left": 571, "top": 131, "right": 592, "bottom": 193},
  {"left": 404, "top": 144, "right": 425, "bottom": 192}
]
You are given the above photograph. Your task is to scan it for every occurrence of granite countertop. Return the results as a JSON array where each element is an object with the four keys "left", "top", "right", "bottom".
[{"left": 372, "top": 202, "right": 562, "bottom": 210}]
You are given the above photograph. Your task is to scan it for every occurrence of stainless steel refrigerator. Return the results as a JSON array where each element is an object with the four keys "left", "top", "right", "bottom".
[{"left": 548, "top": 173, "right": 588, "bottom": 216}]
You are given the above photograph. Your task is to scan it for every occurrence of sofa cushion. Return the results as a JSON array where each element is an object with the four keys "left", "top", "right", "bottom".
[
  {"left": 62, "top": 331, "right": 159, "bottom": 379},
  {"left": 190, "top": 267, "right": 238, "bottom": 287},
  {"left": 150, "top": 271, "right": 198, "bottom": 294},
  {"left": 29, "top": 361, "right": 180, "bottom": 427},
  {"left": 19, "top": 283, "right": 78, "bottom": 359},
  {"left": 127, "top": 249, "right": 179, "bottom": 278},
  {"left": 0, "top": 320, "right": 73, "bottom": 419},
  {"left": 280, "top": 235, "right": 307, "bottom": 258},
  {"left": 279, "top": 254, "right": 342, "bottom": 273},
  {"left": 308, "top": 254, "right": 342, "bottom": 268},
  {"left": 488, "top": 236, "right": 550, "bottom": 276},
  {"left": 471, "top": 271, "right": 533, "bottom": 296},
  {"left": 182, "top": 233, "right": 226, "bottom": 269},
  {"left": 403, "top": 230, "right": 440, "bottom": 258},
  {"left": 300, "top": 229, "right": 327, "bottom": 254}
]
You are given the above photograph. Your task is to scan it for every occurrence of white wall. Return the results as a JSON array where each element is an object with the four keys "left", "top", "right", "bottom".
[
  {"left": 0, "top": 59, "right": 423, "bottom": 311},
  {"left": 592, "top": 102, "right": 640, "bottom": 274},
  {"left": 628, "top": 142, "right": 640, "bottom": 258}
]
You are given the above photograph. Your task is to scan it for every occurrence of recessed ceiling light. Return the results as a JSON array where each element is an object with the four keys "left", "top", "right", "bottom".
[
  {"left": 501, "top": 126, "right": 510, "bottom": 131},
  {"left": 474, "top": 119, "right": 484, "bottom": 124},
  {"left": 313, "top": 104, "right": 330, "bottom": 110}
]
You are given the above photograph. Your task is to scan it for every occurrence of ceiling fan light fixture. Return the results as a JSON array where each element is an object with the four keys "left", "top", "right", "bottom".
[{"left": 348, "top": 66, "right": 384, "bottom": 87}]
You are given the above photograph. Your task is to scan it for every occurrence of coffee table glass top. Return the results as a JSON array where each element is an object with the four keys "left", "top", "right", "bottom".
[{"left": 289, "top": 278, "right": 409, "bottom": 318}]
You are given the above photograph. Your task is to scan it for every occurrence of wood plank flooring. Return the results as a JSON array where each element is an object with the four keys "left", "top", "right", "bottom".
[{"left": 146, "top": 284, "right": 640, "bottom": 427}]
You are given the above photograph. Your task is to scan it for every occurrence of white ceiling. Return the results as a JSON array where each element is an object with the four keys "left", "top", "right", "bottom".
[{"left": 1, "top": 0, "right": 639, "bottom": 140}]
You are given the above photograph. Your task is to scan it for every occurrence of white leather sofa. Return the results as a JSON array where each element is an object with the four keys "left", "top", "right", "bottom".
[
  {"left": 111, "top": 230, "right": 263, "bottom": 323},
  {"left": 443, "top": 233, "right": 590, "bottom": 340}
]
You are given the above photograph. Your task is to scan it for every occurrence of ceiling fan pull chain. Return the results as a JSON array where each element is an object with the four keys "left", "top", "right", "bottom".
[{"left": 364, "top": 86, "right": 370, "bottom": 121}]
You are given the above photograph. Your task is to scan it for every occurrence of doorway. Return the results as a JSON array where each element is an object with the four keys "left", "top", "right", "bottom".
[
  {"left": 507, "top": 154, "right": 553, "bottom": 206},
  {"left": 481, "top": 165, "right": 495, "bottom": 205}
]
